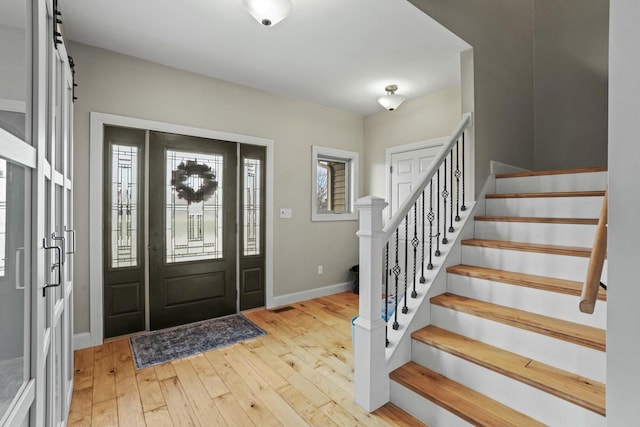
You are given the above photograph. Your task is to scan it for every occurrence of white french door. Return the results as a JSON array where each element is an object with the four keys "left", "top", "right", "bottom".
[{"left": 0, "top": 0, "right": 74, "bottom": 425}]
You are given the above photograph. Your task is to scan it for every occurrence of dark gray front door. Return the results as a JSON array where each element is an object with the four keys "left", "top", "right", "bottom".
[
  {"left": 103, "top": 126, "right": 146, "bottom": 338},
  {"left": 148, "top": 132, "right": 237, "bottom": 330}
]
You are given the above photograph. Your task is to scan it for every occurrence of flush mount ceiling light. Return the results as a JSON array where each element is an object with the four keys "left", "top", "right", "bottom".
[
  {"left": 377, "top": 84, "right": 405, "bottom": 111},
  {"left": 242, "top": 0, "right": 292, "bottom": 27}
]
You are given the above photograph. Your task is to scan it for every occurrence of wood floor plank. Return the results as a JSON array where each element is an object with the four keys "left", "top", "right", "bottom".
[
  {"left": 277, "top": 385, "right": 338, "bottom": 427},
  {"left": 431, "top": 293, "right": 606, "bottom": 351},
  {"left": 136, "top": 368, "right": 166, "bottom": 413},
  {"left": 91, "top": 397, "right": 118, "bottom": 427},
  {"left": 112, "top": 339, "right": 145, "bottom": 427},
  {"left": 188, "top": 353, "right": 229, "bottom": 399},
  {"left": 143, "top": 406, "right": 174, "bottom": 427},
  {"left": 74, "top": 347, "right": 95, "bottom": 391},
  {"left": 204, "top": 349, "right": 282, "bottom": 427},
  {"left": 234, "top": 341, "right": 290, "bottom": 390},
  {"left": 68, "top": 387, "right": 93, "bottom": 426},
  {"left": 154, "top": 362, "right": 177, "bottom": 381},
  {"left": 171, "top": 358, "right": 227, "bottom": 427},
  {"left": 213, "top": 392, "right": 256, "bottom": 427},
  {"left": 92, "top": 349, "right": 116, "bottom": 404},
  {"left": 159, "top": 376, "right": 199, "bottom": 427}
]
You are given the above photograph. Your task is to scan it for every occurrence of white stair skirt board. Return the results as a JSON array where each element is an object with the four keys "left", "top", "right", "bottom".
[
  {"left": 411, "top": 341, "right": 606, "bottom": 427},
  {"left": 461, "top": 244, "right": 607, "bottom": 283},
  {"left": 495, "top": 171, "right": 607, "bottom": 194},
  {"left": 485, "top": 196, "right": 604, "bottom": 218},
  {"left": 390, "top": 380, "right": 472, "bottom": 427},
  {"left": 430, "top": 305, "right": 606, "bottom": 383},
  {"left": 474, "top": 220, "right": 598, "bottom": 247},
  {"left": 446, "top": 274, "right": 607, "bottom": 329}
]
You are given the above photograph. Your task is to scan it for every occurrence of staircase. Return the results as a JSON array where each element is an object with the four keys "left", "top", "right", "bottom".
[{"left": 389, "top": 167, "right": 608, "bottom": 426}]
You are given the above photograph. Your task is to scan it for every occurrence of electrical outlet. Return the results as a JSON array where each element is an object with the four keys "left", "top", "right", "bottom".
[
  {"left": 317, "top": 265, "right": 323, "bottom": 275},
  {"left": 280, "top": 208, "right": 292, "bottom": 219}
]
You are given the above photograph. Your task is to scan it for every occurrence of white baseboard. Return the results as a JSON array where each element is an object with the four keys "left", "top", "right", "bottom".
[
  {"left": 73, "top": 332, "right": 92, "bottom": 350},
  {"left": 490, "top": 160, "right": 530, "bottom": 175},
  {"left": 269, "top": 281, "right": 353, "bottom": 308}
]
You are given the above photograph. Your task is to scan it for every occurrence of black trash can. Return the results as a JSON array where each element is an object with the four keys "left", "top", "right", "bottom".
[{"left": 350, "top": 265, "right": 359, "bottom": 294}]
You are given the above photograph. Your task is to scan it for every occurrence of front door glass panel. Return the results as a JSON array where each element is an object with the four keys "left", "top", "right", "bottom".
[
  {"left": 166, "top": 150, "right": 224, "bottom": 264},
  {"left": 243, "top": 158, "right": 261, "bottom": 256},
  {"left": 110, "top": 144, "right": 140, "bottom": 268}
]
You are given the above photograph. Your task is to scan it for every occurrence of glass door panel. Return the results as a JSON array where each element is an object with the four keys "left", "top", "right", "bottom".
[{"left": 0, "top": 158, "right": 31, "bottom": 423}]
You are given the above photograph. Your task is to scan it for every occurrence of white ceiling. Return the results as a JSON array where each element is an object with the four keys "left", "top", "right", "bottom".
[{"left": 61, "top": 0, "right": 470, "bottom": 116}]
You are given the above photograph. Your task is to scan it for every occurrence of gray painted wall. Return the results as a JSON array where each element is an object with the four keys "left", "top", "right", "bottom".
[
  {"left": 608, "top": 0, "right": 640, "bottom": 422},
  {"left": 534, "top": 0, "right": 609, "bottom": 170},
  {"left": 409, "top": 0, "right": 535, "bottom": 192}
]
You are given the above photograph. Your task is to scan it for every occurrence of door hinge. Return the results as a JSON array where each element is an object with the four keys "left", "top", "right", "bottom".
[{"left": 390, "top": 166, "right": 393, "bottom": 174}]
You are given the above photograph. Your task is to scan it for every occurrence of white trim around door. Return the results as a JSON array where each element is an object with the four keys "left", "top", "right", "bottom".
[{"left": 87, "top": 112, "right": 275, "bottom": 347}]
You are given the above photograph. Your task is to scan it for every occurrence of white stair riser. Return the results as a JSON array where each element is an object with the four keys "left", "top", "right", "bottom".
[
  {"left": 495, "top": 172, "right": 607, "bottom": 194},
  {"left": 461, "top": 245, "right": 607, "bottom": 283},
  {"left": 447, "top": 274, "right": 607, "bottom": 329},
  {"left": 390, "top": 381, "right": 472, "bottom": 427},
  {"left": 430, "top": 305, "right": 606, "bottom": 382},
  {"left": 486, "top": 196, "right": 603, "bottom": 218},
  {"left": 411, "top": 341, "right": 606, "bottom": 427},
  {"left": 474, "top": 220, "right": 597, "bottom": 247}
]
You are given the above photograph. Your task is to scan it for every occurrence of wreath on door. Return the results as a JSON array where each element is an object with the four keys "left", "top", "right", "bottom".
[{"left": 170, "top": 160, "right": 218, "bottom": 204}]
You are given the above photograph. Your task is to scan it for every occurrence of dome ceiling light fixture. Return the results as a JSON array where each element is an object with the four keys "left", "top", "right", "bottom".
[
  {"left": 377, "top": 84, "right": 405, "bottom": 111},
  {"left": 242, "top": 0, "right": 293, "bottom": 27}
]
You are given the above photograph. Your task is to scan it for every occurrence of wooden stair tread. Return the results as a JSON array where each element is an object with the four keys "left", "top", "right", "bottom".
[
  {"left": 447, "top": 265, "right": 606, "bottom": 301},
  {"left": 496, "top": 167, "right": 607, "bottom": 179},
  {"left": 390, "top": 362, "right": 545, "bottom": 426},
  {"left": 486, "top": 191, "right": 605, "bottom": 199},
  {"left": 475, "top": 216, "right": 599, "bottom": 225},
  {"left": 462, "top": 238, "right": 593, "bottom": 258},
  {"left": 372, "top": 403, "right": 428, "bottom": 427},
  {"left": 430, "top": 293, "right": 606, "bottom": 351},
  {"left": 412, "top": 326, "right": 606, "bottom": 415}
]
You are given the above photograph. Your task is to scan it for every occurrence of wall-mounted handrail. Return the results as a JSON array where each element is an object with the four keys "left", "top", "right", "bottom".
[{"left": 580, "top": 189, "right": 607, "bottom": 314}]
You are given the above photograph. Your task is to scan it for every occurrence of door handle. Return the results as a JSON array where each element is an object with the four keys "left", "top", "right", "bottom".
[
  {"left": 42, "top": 238, "right": 62, "bottom": 297},
  {"left": 64, "top": 226, "right": 76, "bottom": 254},
  {"left": 15, "top": 247, "right": 24, "bottom": 290},
  {"left": 51, "top": 232, "right": 66, "bottom": 266}
]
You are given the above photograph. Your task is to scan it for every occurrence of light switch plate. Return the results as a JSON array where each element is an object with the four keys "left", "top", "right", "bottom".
[{"left": 280, "top": 208, "right": 292, "bottom": 219}]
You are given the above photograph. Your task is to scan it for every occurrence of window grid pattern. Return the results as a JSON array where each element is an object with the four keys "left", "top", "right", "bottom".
[
  {"left": 110, "top": 144, "right": 139, "bottom": 268},
  {"left": 166, "top": 150, "right": 223, "bottom": 263},
  {"left": 243, "top": 158, "right": 261, "bottom": 256},
  {"left": 0, "top": 159, "right": 6, "bottom": 276}
]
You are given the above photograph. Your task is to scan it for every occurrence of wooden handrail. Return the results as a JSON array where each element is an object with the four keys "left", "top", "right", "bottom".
[{"left": 580, "top": 189, "right": 607, "bottom": 314}]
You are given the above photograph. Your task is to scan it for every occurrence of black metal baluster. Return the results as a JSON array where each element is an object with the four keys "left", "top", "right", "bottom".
[
  {"left": 427, "top": 179, "right": 434, "bottom": 270},
  {"left": 402, "top": 214, "right": 409, "bottom": 314},
  {"left": 392, "top": 229, "right": 400, "bottom": 330},
  {"left": 420, "top": 191, "right": 426, "bottom": 284},
  {"left": 449, "top": 150, "right": 454, "bottom": 233},
  {"left": 461, "top": 132, "right": 467, "bottom": 211},
  {"left": 435, "top": 169, "right": 442, "bottom": 256},
  {"left": 455, "top": 140, "right": 461, "bottom": 222},
  {"left": 442, "top": 162, "right": 449, "bottom": 245},
  {"left": 384, "top": 242, "right": 389, "bottom": 347},
  {"left": 411, "top": 203, "right": 419, "bottom": 297}
]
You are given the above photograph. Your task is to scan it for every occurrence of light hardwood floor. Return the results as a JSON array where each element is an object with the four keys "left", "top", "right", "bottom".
[{"left": 68, "top": 292, "right": 424, "bottom": 426}]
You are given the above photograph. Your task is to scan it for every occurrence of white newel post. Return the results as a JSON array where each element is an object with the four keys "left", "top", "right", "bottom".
[{"left": 354, "top": 196, "right": 389, "bottom": 412}]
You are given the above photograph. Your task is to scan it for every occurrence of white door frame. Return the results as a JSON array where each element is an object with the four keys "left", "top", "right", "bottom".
[
  {"left": 88, "top": 112, "right": 275, "bottom": 347},
  {"left": 385, "top": 137, "right": 447, "bottom": 220}
]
